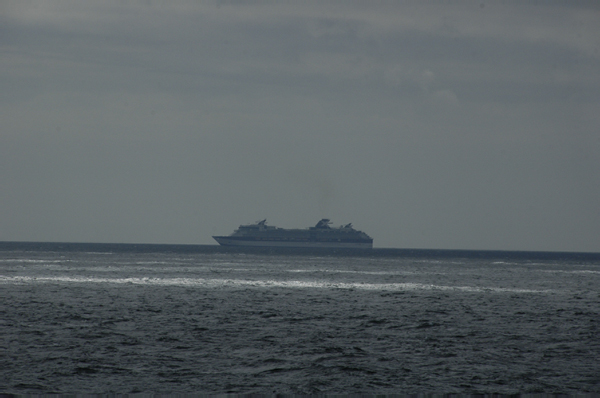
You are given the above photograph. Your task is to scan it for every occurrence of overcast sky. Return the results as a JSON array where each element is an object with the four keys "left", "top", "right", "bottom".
[{"left": 1, "top": 1, "right": 599, "bottom": 251}]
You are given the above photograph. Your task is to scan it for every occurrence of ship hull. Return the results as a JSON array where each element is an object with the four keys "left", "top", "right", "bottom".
[{"left": 213, "top": 236, "right": 372, "bottom": 249}]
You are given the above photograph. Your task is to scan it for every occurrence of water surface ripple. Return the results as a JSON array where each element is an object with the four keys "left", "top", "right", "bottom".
[{"left": 2, "top": 247, "right": 599, "bottom": 394}]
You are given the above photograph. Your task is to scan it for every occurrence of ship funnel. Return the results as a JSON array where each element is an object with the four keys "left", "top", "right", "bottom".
[{"left": 315, "top": 219, "right": 332, "bottom": 228}]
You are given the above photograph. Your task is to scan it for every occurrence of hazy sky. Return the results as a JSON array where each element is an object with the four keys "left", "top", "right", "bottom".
[{"left": 1, "top": 1, "right": 599, "bottom": 251}]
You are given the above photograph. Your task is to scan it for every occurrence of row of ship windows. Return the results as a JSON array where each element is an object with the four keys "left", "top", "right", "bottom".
[{"left": 233, "top": 237, "right": 368, "bottom": 242}]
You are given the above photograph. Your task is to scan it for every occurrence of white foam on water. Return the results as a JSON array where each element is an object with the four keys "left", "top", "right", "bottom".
[
  {"left": 0, "top": 275, "right": 550, "bottom": 293},
  {"left": 287, "top": 269, "right": 420, "bottom": 276},
  {"left": 540, "top": 269, "right": 600, "bottom": 275}
]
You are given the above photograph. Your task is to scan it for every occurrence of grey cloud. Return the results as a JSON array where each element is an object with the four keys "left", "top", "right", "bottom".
[{"left": 1, "top": 1, "right": 599, "bottom": 251}]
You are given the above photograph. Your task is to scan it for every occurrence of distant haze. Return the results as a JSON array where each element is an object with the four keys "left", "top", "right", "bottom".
[{"left": 1, "top": 1, "right": 599, "bottom": 251}]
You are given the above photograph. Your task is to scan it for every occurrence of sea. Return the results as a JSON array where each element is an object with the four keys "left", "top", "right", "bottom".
[{"left": 1, "top": 242, "right": 599, "bottom": 395}]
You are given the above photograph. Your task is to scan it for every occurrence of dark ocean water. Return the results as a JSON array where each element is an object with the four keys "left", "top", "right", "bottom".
[{"left": 2, "top": 243, "right": 599, "bottom": 394}]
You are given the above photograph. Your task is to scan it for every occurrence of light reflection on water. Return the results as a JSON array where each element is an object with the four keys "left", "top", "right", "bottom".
[{"left": 1, "top": 275, "right": 551, "bottom": 293}]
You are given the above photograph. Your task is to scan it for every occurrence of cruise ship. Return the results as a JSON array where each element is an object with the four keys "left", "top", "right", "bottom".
[{"left": 213, "top": 219, "right": 373, "bottom": 249}]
